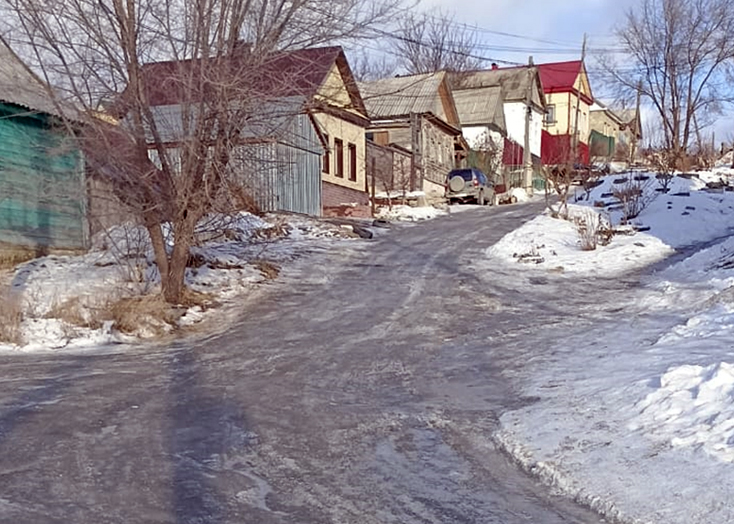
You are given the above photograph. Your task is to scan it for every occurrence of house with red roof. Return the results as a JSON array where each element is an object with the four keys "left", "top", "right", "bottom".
[
  {"left": 537, "top": 60, "right": 593, "bottom": 165},
  {"left": 133, "top": 46, "right": 371, "bottom": 217}
]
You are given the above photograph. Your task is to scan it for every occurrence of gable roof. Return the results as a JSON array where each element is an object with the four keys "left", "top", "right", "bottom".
[
  {"left": 358, "top": 71, "right": 460, "bottom": 127},
  {"left": 0, "top": 37, "right": 66, "bottom": 119},
  {"left": 538, "top": 60, "right": 593, "bottom": 104},
  {"left": 614, "top": 108, "right": 643, "bottom": 139},
  {"left": 590, "top": 100, "right": 624, "bottom": 125},
  {"left": 538, "top": 61, "right": 581, "bottom": 91},
  {"left": 450, "top": 67, "right": 544, "bottom": 110},
  {"left": 138, "top": 46, "right": 367, "bottom": 117},
  {"left": 453, "top": 85, "right": 506, "bottom": 134}
]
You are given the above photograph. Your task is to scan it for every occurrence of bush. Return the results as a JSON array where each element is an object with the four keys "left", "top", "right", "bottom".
[
  {"left": 574, "top": 210, "right": 613, "bottom": 251},
  {"left": 612, "top": 176, "right": 653, "bottom": 222}
]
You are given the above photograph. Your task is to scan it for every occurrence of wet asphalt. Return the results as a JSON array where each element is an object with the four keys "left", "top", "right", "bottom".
[{"left": 0, "top": 201, "right": 609, "bottom": 523}]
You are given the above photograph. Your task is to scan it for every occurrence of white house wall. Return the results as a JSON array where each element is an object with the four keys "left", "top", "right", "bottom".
[{"left": 503, "top": 102, "right": 542, "bottom": 157}]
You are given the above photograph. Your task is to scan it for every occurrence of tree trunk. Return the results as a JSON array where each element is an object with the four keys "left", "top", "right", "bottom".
[
  {"left": 146, "top": 220, "right": 170, "bottom": 289},
  {"left": 162, "top": 212, "right": 197, "bottom": 304}
]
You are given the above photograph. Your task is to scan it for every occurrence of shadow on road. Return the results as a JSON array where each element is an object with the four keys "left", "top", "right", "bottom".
[{"left": 167, "top": 348, "right": 252, "bottom": 524}]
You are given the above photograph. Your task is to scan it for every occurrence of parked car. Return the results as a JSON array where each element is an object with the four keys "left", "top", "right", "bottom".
[{"left": 445, "top": 168, "right": 494, "bottom": 205}]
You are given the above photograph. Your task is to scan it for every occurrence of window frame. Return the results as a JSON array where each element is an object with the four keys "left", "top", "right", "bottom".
[
  {"left": 322, "top": 134, "right": 330, "bottom": 174},
  {"left": 347, "top": 142, "right": 357, "bottom": 182},
  {"left": 334, "top": 138, "right": 344, "bottom": 178}
]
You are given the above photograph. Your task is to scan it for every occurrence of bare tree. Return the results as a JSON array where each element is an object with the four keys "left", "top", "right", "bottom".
[
  {"left": 468, "top": 131, "right": 503, "bottom": 184},
  {"left": 603, "top": 0, "right": 734, "bottom": 168},
  {"left": 1, "top": 0, "right": 401, "bottom": 303},
  {"left": 392, "top": 10, "right": 481, "bottom": 74},
  {"left": 349, "top": 48, "right": 398, "bottom": 81}
]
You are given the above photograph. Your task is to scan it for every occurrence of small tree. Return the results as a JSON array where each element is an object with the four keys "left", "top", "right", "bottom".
[
  {"left": 468, "top": 130, "right": 503, "bottom": 183},
  {"left": 392, "top": 9, "right": 481, "bottom": 74},
  {"left": 543, "top": 137, "right": 577, "bottom": 219},
  {"left": 543, "top": 165, "right": 575, "bottom": 219}
]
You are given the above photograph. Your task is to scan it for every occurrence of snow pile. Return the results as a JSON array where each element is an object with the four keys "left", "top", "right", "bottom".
[
  {"left": 486, "top": 206, "right": 673, "bottom": 276},
  {"left": 483, "top": 172, "right": 734, "bottom": 276},
  {"left": 0, "top": 211, "right": 364, "bottom": 352},
  {"left": 375, "top": 204, "right": 447, "bottom": 222},
  {"left": 509, "top": 187, "right": 530, "bottom": 202},
  {"left": 714, "top": 150, "right": 733, "bottom": 168},
  {"left": 374, "top": 190, "right": 426, "bottom": 200},
  {"left": 630, "top": 362, "right": 734, "bottom": 463}
]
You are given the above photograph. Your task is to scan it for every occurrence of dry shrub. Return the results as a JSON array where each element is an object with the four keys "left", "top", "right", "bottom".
[
  {"left": 0, "top": 288, "right": 24, "bottom": 345},
  {"left": 253, "top": 260, "right": 281, "bottom": 279},
  {"left": 252, "top": 224, "right": 289, "bottom": 240},
  {"left": 574, "top": 210, "right": 613, "bottom": 251},
  {"left": 0, "top": 248, "right": 36, "bottom": 270},
  {"left": 612, "top": 176, "right": 653, "bottom": 222},
  {"left": 45, "top": 296, "right": 113, "bottom": 330},
  {"left": 179, "top": 288, "right": 216, "bottom": 309},
  {"left": 109, "top": 295, "right": 181, "bottom": 335}
]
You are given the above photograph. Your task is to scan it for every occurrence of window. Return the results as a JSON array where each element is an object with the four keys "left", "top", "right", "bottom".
[
  {"left": 334, "top": 138, "right": 344, "bottom": 178},
  {"left": 544, "top": 104, "right": 556, "bottom": 124},
  {"left": 322, "top": 134, "right": 330, "bottom": 174},
  {"left": 447, "top": 169, "right": 474, "bottom": 182},
  {"left": 348, "top": 143, "right": 357, "bottom": 182}
]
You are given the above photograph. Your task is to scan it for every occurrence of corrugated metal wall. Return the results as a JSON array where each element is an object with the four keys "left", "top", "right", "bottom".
[
  {"left": 235, "top": 113, "right": 322, "bottom": 216},
  {"left": 0, "top": 105, "right": 87, "bottom": 250}
]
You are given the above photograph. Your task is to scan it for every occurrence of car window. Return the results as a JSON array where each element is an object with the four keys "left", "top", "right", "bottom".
[
  {"left": 448, "top": 169, "right": 473, "bottom": 182},
  {"left": 476, "top": 172, "right": 487, "bottom": 185}
]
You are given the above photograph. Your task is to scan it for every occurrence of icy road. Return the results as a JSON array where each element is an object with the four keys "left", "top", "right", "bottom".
[{"left": 0, "top": 201, "right": 607, "bottom": 523}]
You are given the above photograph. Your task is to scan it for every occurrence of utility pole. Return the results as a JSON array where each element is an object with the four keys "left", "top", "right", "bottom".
[
  {"left": 523, "top": 56, "right": 534, "bottom": 194},
  {"left": 630, "top": 79, "right": 642, "bottom": 166},
  {"left": 572, "top": 33, "right": 587, "bottom": 164}
]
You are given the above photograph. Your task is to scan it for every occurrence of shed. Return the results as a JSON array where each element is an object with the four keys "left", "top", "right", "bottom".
[{"left": 0, "top": 38, "right": 86, "bottom": 252}]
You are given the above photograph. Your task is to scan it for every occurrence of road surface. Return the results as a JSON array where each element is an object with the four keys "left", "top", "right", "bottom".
[{"left": 0, "top": 202, "right": 609, "bottom": 523}]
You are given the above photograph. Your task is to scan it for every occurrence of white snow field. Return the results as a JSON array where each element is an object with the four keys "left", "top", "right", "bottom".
[{"left": 485, "top": 169, "right": 734, "bottom": 523}]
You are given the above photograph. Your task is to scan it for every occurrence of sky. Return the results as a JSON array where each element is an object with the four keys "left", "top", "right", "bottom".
[
  {"left": 422, "top": 0, "right": 638, "bottom": 65},
  {"left": 406, "top": 0, "right": 732, "bottom": 147}
]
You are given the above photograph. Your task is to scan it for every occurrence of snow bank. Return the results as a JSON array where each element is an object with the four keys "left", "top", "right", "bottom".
[
  {"left": 0, "top": 212, "right": 364, "bottom": 352},
  {"left": 493, "top": 202, "right": 734, "bottom": 524},
  {"left": 630, "top": 361, "right": 734, "bottom": 463},
  {"left": 509, "top": 187, "right": 530, "bottom": 202},
  {"left": 483, "top": 172, "right": 734, "bottom": 277},
  {"left": 485, "top": 206, "right": 673, "bottom": 276},
  {"left": 375, "top": 204, "right": 447, "bottom": 222}
]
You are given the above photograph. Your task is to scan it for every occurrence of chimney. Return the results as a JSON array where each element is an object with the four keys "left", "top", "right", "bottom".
[{"left": 491, "top": 63, "right": 499, "bottom": 70}]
